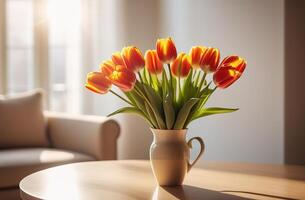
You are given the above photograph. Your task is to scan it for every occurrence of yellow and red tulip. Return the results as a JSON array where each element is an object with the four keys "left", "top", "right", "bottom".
[
  {"left": 156, "top": 37, "right": 177, "bottom": 63},
  {"left": 213, "top": 56, "right": 246, "bottom": 89},
  {"left": 199, "top": 47, "right": 220, "bottom": 73},
  {"left": 171, "top": 53, "right": 191, "bottom": 77},
  {"left": 85, "top": 72, "right": 112, "bottom": 94},
  {"left": 108, "top": 65, "right": 136, "bottom": 92},
  {"left": 189, "top": 46, "right": 206, "bottom": 68},
  {"left": 122, "top": 46, "right": 145, "bottom": 71},
  {"left": 145, "top": 50, "right": 163, "bottom": 74}
]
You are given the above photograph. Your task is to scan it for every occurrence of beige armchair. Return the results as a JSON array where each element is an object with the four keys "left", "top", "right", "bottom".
[
  {"left": 0, "top": 91, "right": 120, "bottom": 200},
  {"left": 46, "top": 111, "right": 120, "bottom": 160}
]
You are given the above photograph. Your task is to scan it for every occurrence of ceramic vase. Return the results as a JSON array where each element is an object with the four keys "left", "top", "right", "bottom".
[{"left": 149, "top": 129, "right": 204, "bottom": 186}]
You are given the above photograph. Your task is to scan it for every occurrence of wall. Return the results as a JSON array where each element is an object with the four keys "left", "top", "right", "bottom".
[
  {"left": 159, "top": 0, "right": 285, "bottom": 164},
  {"left": 90, "top": 0, "right": 285, "bottom": 164}
]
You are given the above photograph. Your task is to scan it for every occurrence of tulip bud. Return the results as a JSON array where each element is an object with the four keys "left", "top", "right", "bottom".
[
  {"left": 145, "top": 50, "right": 163, "bottom": 74},
  {"left": 85, "top": 72, "right": 112, "bottom": 94},
  {"left": 189, "top": 46, "right": 207, "bottom": 68},
  {"left": 108, "top": 65, "right": 136, "bottom": 92},
  {"left": 171, "top": 53, "right": 191, "bottom": 77},
  {"left": 156, "top": 37, "right": 177, "bottom": 63},
  {"left": 199, "top": 47, "right": 220, "bottom": 73},
  {"left": 122, "top": 46, "right": 145, "bottom": 71},
  {"left": 213, "top": 56, "right": 246, "bottom": 89}
]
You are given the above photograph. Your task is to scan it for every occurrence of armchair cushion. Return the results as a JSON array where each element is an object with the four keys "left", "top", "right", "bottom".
[
  {"left": 45, "top": 112, "right": 120, "bottom": 160},
  {"left": 0, "top": 148, "right": 94, "bottom": 188},
  {"left": 0, "top": 89, "right": 48, "bottom": 148}
]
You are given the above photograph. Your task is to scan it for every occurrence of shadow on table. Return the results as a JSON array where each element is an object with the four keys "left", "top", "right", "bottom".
[
  {"left": 220, "top": 190, "right": 299, "bottom": 200},
  {"left": 199, "top": 162, "right": 305, "bottom": 181},
  {"left": 152, "top": 185, "right": 251, "bottom": 200}
]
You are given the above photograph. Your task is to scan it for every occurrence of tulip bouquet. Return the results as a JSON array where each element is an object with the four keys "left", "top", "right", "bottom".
[{"left": 86, "top": 38, "right": 246, "bottom": 130}]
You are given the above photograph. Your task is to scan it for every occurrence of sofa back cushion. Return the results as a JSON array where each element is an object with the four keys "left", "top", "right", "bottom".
[{"left": 0, "top": 89, "right": 49, "bottom": 148}]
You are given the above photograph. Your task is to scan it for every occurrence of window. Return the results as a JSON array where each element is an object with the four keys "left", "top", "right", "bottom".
[
  {"left": 47, "top": 0, "right": 81, "bottom": 112},
  {"left": 4, "top": 0, "right": 82, "bottom": 112},
  {"left": 6, "top": 0, "right": 34, "bottom": 93}
]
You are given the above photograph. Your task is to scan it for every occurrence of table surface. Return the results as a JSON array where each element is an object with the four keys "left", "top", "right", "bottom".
[{"left": 20, "top": 160, "right": 305, "bottom": 200}]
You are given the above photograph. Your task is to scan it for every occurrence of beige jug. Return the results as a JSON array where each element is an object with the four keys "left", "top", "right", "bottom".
[{"left": 150, "top": 129, "right": 204, "bottom": 186}]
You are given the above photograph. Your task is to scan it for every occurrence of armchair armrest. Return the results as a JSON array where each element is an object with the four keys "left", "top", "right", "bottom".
[{"left": 44, "top": 111, "right": 120, "bottom": 160}]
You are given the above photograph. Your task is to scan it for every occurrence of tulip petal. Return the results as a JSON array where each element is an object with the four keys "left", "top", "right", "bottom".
[
  {"left": 156, "top": 37, "right": 177, "bottom": 63},
  {"left": 112, "top": 52, "right": 126, "bottom": 67},
  {"left": 108, "top": 65, "right": 136, "bottom": 92},
  {"left": 200, "top": 47, "right": 220, "bottom": 73},
  {"left": 145, "top": 50, "right": 163, "bottom": 74},
  {"left": 122, "top": 46, "right": 145, "bottom": 71},
  {"left": 171, "top": 53, "right": 191, "bottom": 77}
]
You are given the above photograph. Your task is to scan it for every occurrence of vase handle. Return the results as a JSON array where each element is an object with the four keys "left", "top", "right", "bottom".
[{"left": 187, "top": 136, "right": 205, "bottom": 172}]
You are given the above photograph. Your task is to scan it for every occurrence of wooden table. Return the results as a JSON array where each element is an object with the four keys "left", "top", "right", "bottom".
[{"left": 19, "top": 160, "right": 305, "bottom": 200}]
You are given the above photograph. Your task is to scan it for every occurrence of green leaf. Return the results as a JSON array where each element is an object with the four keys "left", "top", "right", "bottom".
[
  {"left": 161, "top": 68, "right": 169, "bottom": 98},
  {"left": 173, "top": 98, "right": 199, "bottom": 129},
  {"left": 142, "top": 84, "right": 166, "bottom": 129},
  {"left": 107, "top": 107, "right": 144, "bottom": 117},
  {"left": 124, "top": 92, "right": 136, "bottom": 105},
  {"left": 143, "top": 84, "right": 163, "bottom": 114},
  {"left": 144, "top": 101, "right": 158, "bottom": 128},
  {"left": 183, "top": 83, "right": 215, "bottom": 127},
  {"left": 191, "top": 107, "right": 239, "bottom": 121},
  {"left": 126, "top": 90, "right": 146, "bottom": 113},
  {"left": 163, "top": 94, "right": 176, "bottom": 129}
]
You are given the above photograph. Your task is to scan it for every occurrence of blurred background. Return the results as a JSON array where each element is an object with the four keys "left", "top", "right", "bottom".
[{"left": 0, "top": 0, "right": 304, "bottom": 165}]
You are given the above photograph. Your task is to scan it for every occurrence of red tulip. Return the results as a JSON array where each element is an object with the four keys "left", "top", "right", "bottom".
[
  {"left": 156, "top": 37, "right": 177, "bottom": 63},
  {"left": 108, "top": 65, "right": 136, "bottom": 92},
  {"left": 213, "top": 56, "right": 246, "bottom": 89},
  {"left": 122, "top": 46, "right": 145, "bottom": 71},
  {"left": 85, "top": 72, "right": 112, "bottom": 94},
  {"left": 145, "top": 50, "right": 163, "bottom": 74},
  {"left": 171, "top": 53, "right": 191, "bottom": 77},
  {"left": 199, "top": 47, "right": 220, "bottom": 73},
  {"left": 189, "top": 46, "right": 207, "bottom": 68}
]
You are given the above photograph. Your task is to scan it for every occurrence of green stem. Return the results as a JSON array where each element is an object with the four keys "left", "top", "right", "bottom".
[
  {"left": 147, "top": 71, "right": 152, "bottom": 87},
  {"left": 167, "top": 64, "right": 173, "bottom": 90},
  {"left": 178, "top": 75, "right": 182, "bottom": 100},
  {"left": 110, "top": 90, "right": 133, "bottom": 106},
  {"left": 137, "top": 71, "right": 144, "bottom": 83},
  {"left": 154, "top": 74, "right": 161, "bottom": 87},
  {"left": 198, "top": 72, "right": 207, "bottom": 90}
]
